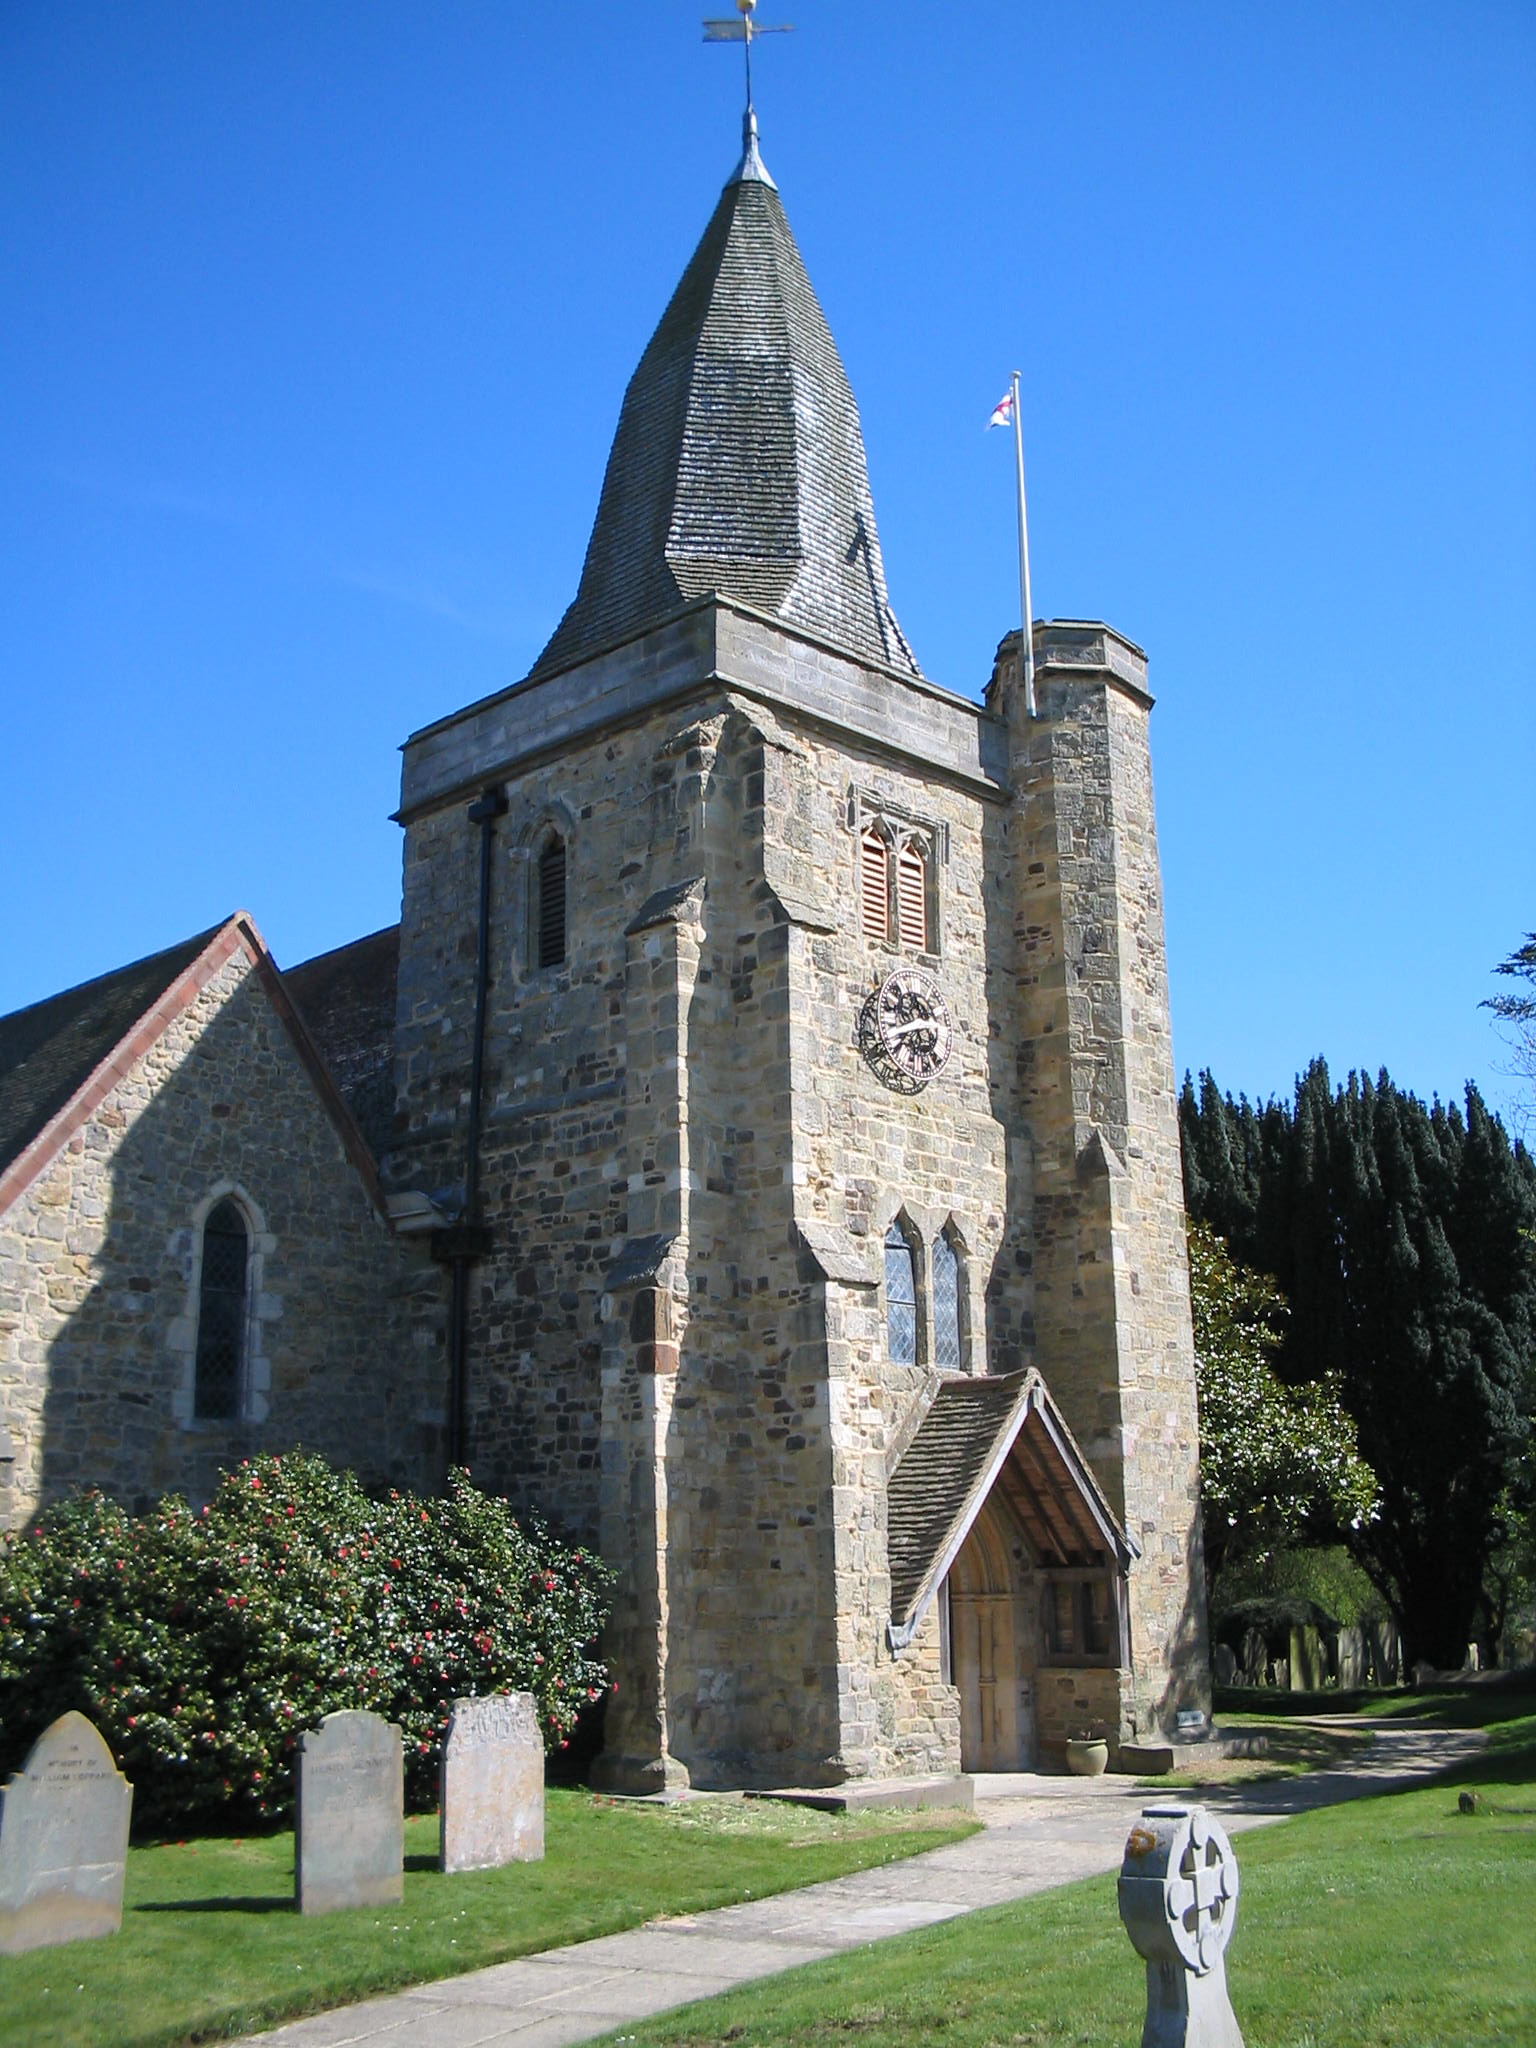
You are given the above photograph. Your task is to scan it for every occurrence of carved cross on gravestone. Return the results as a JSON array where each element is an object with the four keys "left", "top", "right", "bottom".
[{"left": 1118, "top": 1803, "right": 1244, "bottom": 2048}]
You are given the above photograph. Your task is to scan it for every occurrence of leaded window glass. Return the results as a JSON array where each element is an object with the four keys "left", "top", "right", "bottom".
[
  {"left": 933, "top": 1231, "right": 962, "bottom": 1369},
  {"left": 194, "top": 1198, "right": 247, "bottom": 1420},
  {"left": 885, "top": 1222, "right": 917, "bottom": 1365}
]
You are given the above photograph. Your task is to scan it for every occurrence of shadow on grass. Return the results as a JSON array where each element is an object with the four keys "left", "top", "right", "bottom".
[
  {"left": 136, "top": 1895, "right": 294, "bottom": 1914},
  {"left": 405, "top": 1852, "right": 439, "bottom": 1873}
]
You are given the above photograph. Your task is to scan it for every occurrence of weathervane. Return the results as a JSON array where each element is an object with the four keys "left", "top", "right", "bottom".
[{"left": 703, "top": 0, "right": 793, "bottom": 117}]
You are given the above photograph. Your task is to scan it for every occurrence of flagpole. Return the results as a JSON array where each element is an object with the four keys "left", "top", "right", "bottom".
[{"left": 1010, "top": 369, "right": 1036, "bottom": 718}]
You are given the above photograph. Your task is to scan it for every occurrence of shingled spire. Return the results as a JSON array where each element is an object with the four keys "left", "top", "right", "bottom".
[{"left": 530, "top": 118, "right": 922, "bottom": 683}]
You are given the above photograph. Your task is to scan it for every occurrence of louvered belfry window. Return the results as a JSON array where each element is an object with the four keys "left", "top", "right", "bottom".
[
  {"left": 885, "top": 1222, "right": 918, "bottom": 1366},
  {"left": 536, "top": 834, "right": 567, "bottom": 970},
  {"left": 860, "top": 827, "right": 890, "bottom": 940},
  {"left": 897, "top": 839, "right": 928, "bottom": 951},
  {"left": 194, "top": 1198, "right": 248, "bottom": 1420}
]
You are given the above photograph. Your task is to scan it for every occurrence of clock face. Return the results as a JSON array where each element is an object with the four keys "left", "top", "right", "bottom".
[{"left": 860, "top": 968, "right": 953, "bottom": 1092}]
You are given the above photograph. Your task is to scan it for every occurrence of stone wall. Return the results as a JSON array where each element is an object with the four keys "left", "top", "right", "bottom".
[
  {"left": 998, "top": 623, "right": 1210, "bottom": 1734},
  {"left": 766, "top": 703, "right": 1008, "bottom": 1777},
  {"left": 0, "top": 946, "right": 444, "bottom": 1526},
  {"left": 391, "top": 601, "right": 1209, "bottom": 1782}
]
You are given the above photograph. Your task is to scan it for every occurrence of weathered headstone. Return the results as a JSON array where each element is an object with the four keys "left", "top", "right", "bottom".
[
  {"left": 1364, "top": 1618, "right": 1400, "bottom": 1686},
  {"left": 440, "top": 1691, "right": 544, "bottom": 1872},
  {"left": 1337, "top": 1625, "right": 1365, "bottom": 1689},
  {"left": 295, "top": 1710, "right": 403, "bottom": 1916},
  {"left": 1119, "top": 1803, "right": 1243, "bottom": 2048},
  {"left": 0, "top": 1712, "right": 133, "bottom": 1955},
  {"left": 1289, "top": 1625, "right": 1324, "bottom": 1692},
  {"left": 1238, "top": 1630, "right": 1266, "bottom": 1685},
  {"left": 1211, "top": 1644, "right": 1237, "bottom": 1687}
]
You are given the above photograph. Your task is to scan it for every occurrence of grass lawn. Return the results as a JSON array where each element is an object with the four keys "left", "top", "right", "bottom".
[
  {"left": 1212, "top": 1671, "right": 1536, "bottom": 1728},
  {"left": 0, "top": 1791, "right": 977, "bottom": 2048},
  {"left": 605, "top": 1716, "right": 1536, "bottom": 2048}
]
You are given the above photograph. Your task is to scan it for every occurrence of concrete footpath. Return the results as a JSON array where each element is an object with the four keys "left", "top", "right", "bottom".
[{"left": 246, "top": 1725, "right": 1483, "bottom": 2048}]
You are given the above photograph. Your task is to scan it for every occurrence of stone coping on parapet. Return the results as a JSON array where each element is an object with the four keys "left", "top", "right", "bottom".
[
  {"left": 396, "top": 596, "right": 1011, "bottom": 823},
  {"left": 988, "top": 620, "right": 1153, "bottom": 715}
]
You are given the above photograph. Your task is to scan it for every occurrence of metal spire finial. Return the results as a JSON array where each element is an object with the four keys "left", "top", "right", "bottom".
[{"left": 703, "top": 1, "right": 793, "bottom": 124}]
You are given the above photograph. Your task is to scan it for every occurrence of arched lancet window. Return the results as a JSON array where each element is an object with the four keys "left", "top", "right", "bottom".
[
  {"left": 194, "top": 1198, "right": 248, "bottom": 1420},
  {"left": 933, "top": 1230, "right": 963, "bottom": 1370},
  {"left": 534, "top": 832, "right": 567, "bottom": 969},
  {"left": 860, "top": 826, "right": 890, "bottom": 940},
  {"left": 884, "top": 1222, "right": 918, "bottom": 1366},
  {"left": 896, "top": 837, "right": 929, "bottom": 951}
]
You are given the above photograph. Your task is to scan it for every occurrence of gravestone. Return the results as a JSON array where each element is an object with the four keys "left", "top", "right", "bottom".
[
  {"left": 295, "top": 1710, "right": 403, "bottom": 1916},
  {"left": 1289, "top": 1625, "right": 1324, "bottom": 1692},
  {"left": 0, "top": 1711, "right": 133, "bottom": 1955},
  {"left": 1211, "top": 1644, "right": 1237, "bottom": 1687},
  {"left": 440, "top": 1691, "right": 544, "bottom": 1872},
  {"left": 1364, "top": 1618, "right": 1400, "bottom": 1686},
  {"left": 1119, "top": 1803, "right": 1243, "bottom": 2047},
  {"left": 1337, "top": 1625, "right": 1365, "bottom": 1688}
]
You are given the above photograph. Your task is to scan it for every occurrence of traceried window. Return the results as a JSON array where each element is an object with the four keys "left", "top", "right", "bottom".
[
  {"left": 194, "top": 1198, "right": 248, "bottom": 1420},
  {"left": 860, "top": 826, "right": 890, "bottom": 940},
  {"left": 933, "top": 1230, "right": 963, "bottom": 1370},
  {"left": 896, "top": 837, "right": 929, "bottom": 951},
  {"left": 884, "top": 1222, "right": 918, "bottom": 1365},
  {"left": 534, "top": 832, "right": 567, "bottom": 969}
]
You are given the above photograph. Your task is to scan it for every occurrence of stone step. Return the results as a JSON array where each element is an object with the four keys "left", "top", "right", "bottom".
[{"left": 747, "top": 1774, "right": 976, "bottom": 1814}]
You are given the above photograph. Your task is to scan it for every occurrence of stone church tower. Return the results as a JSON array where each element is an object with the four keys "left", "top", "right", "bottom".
[{"left": 386, "top": 115, "right": 1209, "bottom": 1788}]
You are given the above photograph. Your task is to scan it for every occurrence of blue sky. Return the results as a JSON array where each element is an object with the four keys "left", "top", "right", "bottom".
[{"left": 2, "top": 2, "right": 1532, "bottom": 1119}]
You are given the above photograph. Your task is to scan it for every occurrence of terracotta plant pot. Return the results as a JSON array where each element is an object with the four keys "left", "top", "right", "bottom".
[{"left": 1065, "top": 1737, "right": 1110, "bottom": 1777}]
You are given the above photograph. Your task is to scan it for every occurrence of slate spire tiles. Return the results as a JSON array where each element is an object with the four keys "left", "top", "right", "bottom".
[{"left": 531, "top": 133, "right": 922, "bottom": 685}]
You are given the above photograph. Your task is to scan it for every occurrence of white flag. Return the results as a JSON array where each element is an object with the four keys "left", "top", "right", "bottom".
[{"left": 987, "top": 389, "right": 1014, "bottom": 430}]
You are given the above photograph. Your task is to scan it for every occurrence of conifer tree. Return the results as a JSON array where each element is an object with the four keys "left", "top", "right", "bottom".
[{"left": 1180, "top": 1063, "right": 1536, "bottom": 1667}]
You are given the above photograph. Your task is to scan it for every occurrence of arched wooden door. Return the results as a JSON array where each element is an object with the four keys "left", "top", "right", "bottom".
[{"left": 948, "top": 1497, "right": 1038, "bottom": 1771}]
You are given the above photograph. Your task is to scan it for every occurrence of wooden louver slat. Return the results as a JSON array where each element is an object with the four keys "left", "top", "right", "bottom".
[
  {"left": 897, "top": 841, "right": 928, "bottom": 950},
  {"left": 537, "top": 838, "right": 567, "bottom": 969},
  {"left": 860, "top": 829, "right": 889, "bottom": 940}
]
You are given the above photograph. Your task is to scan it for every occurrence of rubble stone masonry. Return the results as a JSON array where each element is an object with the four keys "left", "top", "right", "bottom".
[
  {"left": 392, "top": 599, "right": 1208, "bottom": 1784},
  {"left": 0, "top": 948, "right": 442, "bottom": 1524}
]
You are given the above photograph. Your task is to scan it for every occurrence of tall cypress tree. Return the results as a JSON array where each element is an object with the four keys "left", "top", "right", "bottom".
[{"left": 1180, "top": 1063, "right": 1536, "bottom": 1665}]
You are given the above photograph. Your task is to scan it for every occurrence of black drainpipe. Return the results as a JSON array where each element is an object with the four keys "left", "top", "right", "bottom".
[{"left": 445, "top": 783, "right": 506, "bottom": 1466}]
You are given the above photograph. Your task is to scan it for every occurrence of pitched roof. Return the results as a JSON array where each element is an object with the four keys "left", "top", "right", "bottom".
[
  {"left": 0, "top": 914, "right": 390, "bottom": 1223},
  {"left": 0, "top": 926, "right": 223, "bottom": 1182},
  {"left": 886, "top": 1371, "right": 1134, "bottom": 1639},
  {"left": 284, "top": 925, "right": 400, "bottom": 1160},
  {"left": 531, "top": 119, "right": 921, "bottom": 686}
]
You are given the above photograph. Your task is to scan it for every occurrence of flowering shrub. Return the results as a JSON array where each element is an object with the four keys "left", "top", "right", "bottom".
[{"left": 0, "top": 1456, "right": 612, "bottom": 1832}]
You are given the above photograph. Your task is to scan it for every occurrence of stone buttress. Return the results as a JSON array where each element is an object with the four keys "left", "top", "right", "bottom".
[{"left": 992, "top": 622, "right": 1211, "bottom": 1732}]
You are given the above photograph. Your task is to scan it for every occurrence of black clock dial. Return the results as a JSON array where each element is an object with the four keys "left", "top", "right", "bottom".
[{"left": 860, "top": 969, "right": 953, "bottom": 1091}]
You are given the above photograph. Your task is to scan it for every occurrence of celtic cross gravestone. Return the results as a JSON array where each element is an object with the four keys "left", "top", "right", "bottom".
[{"left": 1118, "top": 1803, "right": 1243, "bottom": 2048}]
